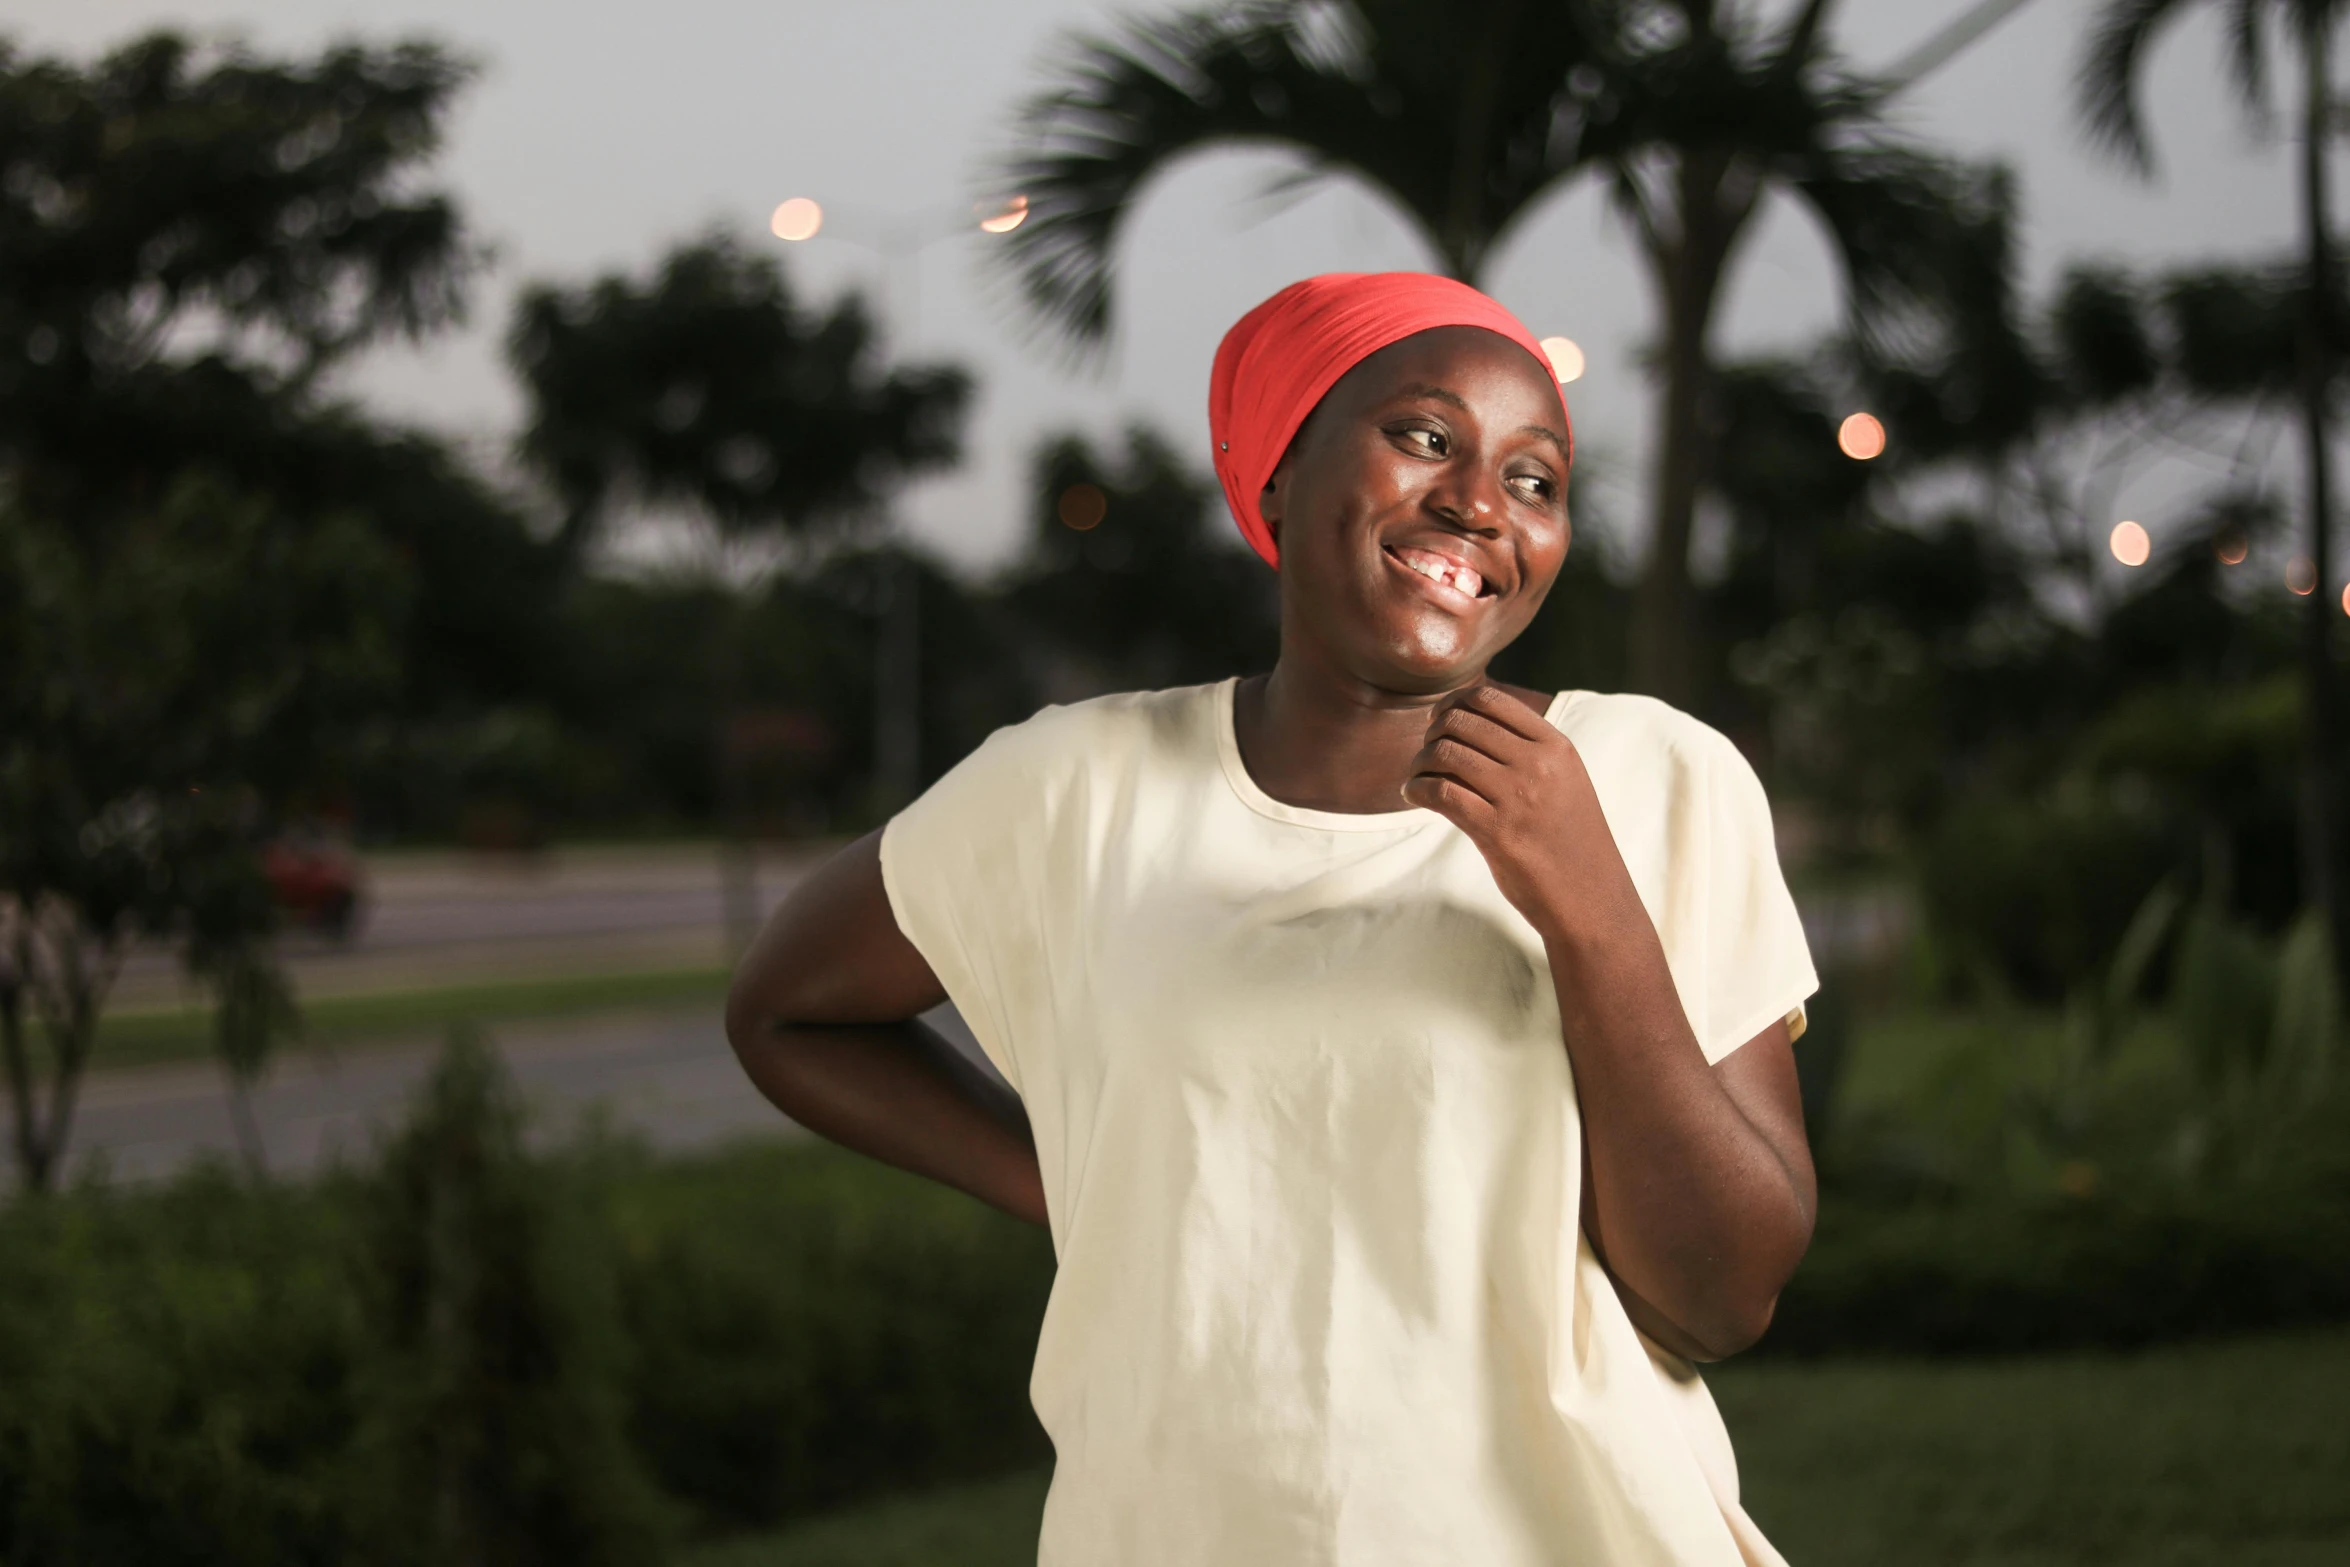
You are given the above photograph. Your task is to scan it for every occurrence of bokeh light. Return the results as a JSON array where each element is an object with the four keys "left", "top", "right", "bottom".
[
  {"left": 2109, "top": 521, "right": 2150, "bottom": 567},
  {"left": 1539, "top": 336, "right": 1585, "bottom": 384},
  {"left": 1837, "top": 412, "right": 1886, "bottom": 460},
  {"left": 979, "top": 195, "right": 1029, "bottom": 234},
  {"left": 2342, "top": 581, "right": 2350, "bottom": 617},
  {"left": 1057, "top": 482, "right": 1107, "bottom": 531},
  {"left": 2288, "top": 555, "right": 2318, "bottom": 595},
  {"left": 769, "top": 197, "right": 823, "bottom": 242},
  {"left": 2214, "top": 532, "right": 2249, "bottom": 565}
]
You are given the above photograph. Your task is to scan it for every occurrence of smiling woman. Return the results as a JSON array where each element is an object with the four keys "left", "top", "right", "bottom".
[{"left": 726, "top": 274, "right": 1819, "bottom": 1567}]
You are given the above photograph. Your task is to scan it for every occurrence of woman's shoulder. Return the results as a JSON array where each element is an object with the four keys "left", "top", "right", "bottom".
[
  {"left": 1548, "top": 689, "right": 1744, "bottom": 774},
  {"left": 949, "top": 682, "right": 1226, "bottom": 784}
]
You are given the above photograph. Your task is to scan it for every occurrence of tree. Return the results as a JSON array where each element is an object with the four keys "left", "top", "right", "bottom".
[
  {"left": 0, "top": 31, "right": 483, "bottom": 1189},
  {"left": 0, "top": 31, "right": 477, "bottom": 523},
  {"left": 507, "top": 235, "right": 971, "bottom": 947},
  {"left": 2077, "top": 0, "right": 2347, "bottom": 966},
  {"left": 0, "top": 479, "right": 405, "bottom": 1190},
  {"left": 991, "top": 0, "right": 2011, "bottom": 703}
]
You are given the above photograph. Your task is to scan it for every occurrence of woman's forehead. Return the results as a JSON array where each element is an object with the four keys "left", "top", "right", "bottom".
[{"left": 1326, "top": 326, "right": 1566, "bottom": 429}]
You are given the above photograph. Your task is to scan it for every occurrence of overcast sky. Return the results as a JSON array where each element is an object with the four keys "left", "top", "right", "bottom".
[{"left": 14, "top": 0, "right": 2330, "bottom": 576}]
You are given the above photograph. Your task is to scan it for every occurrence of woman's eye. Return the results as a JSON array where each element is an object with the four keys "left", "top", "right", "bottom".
[
  {"left": 1509, "top": 473, "right": 1553, "bottom": 502},
  {"left": 1396, "top": 426, "right": 1446, "bottom": 456}
]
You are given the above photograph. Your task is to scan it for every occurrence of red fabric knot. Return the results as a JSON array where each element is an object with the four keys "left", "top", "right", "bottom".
[{"left": 1207, "top": 272, "right": 1573, "bottom": 568}]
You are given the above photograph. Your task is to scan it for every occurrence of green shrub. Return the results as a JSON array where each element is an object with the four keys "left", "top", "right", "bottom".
[
  {"left": 1919, "top": 793, "right": 2175, "bottom": 1000},
  {"left": 1772, "top": 1160, "right": 2350, "bottom": 1355},
  {"left": 352, "top": 1030, "right": 671, "bottom": 1566},
  {"left": 605, "top": 1141, "right": 1054, "bottom": 1532},
  {"left": 0, "top": 1121, "right": 1054, "bottom": 1559},
  {"left": 1780, "top": 990, "right": 2350, "bottom": 1357},
  {"left": 0, "top": 1035, "right": 2337, "bottom": 1559},
  {"left": 0, "top": 1166, "right": 364, "bottom": 1566}
]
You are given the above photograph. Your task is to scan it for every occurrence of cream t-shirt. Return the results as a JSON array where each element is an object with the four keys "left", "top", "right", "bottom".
[{"left": 880, "top": 679, "right": 1817, "bottom": 1567}]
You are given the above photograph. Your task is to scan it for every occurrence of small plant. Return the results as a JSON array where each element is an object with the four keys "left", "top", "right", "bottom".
[{"left": 352, "top": 1027, "right": 670, "bottom": 1566}]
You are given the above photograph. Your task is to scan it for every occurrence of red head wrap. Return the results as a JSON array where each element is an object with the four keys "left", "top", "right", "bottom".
[{"left": 1208, "top": 272, "right": 1572, "bottom": 567}]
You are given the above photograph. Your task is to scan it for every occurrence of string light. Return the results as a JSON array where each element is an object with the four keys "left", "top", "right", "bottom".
[
  {"left": 2109, "top": 521, "right": 2150, "bottom": 567},
  {"left": 979, "top": 195, "right": 1029, "bottom": 234},
  {"left": 1837, "top": 412, "right": 1886, "bottom": 460},
  {"left": 769, "top": 197, "right": 823, "bottom": 242},
  {"left": 1538, "top": 336, "right": 1585, "bottom": 384},
  {"left": 1058, "top": 483, "right": 1107, "bottom": 531}
]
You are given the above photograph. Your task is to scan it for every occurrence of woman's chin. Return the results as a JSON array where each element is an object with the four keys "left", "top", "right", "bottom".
[{"left": 1370, "top": 627, "right": 1486, "bottom": 689}]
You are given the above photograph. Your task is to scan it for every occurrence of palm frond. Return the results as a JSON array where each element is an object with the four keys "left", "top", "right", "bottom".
[
  {"left": 2049, "top": 266, "right": 2160, "bottom": 405},
  {"left": 1770, "top": 0, "right": 1840, "bottom": 77},
  {"left": 988, "top": 8, "right": 1418, "bottom": 354},
  {"left": 1793, "top": 143, "right": 2022, "bottom": 366},
  {"left": 2076, "top": 0, "right": 2201, "bottom": 174},
  {"left": 2224, "top": 0, "right": 2274, "bottom": 127},
  {"left": 988, "top": 1, "right": 1602, "bottom": 356}
]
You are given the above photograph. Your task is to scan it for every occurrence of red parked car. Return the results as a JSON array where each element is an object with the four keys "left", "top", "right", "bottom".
[{"left": 261, "top": 831, "right": 363, "bottom": 938}]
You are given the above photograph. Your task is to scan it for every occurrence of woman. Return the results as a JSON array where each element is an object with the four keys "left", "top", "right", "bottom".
[{"left": 726, "top": 273, "right": 1818, "bottom": 1566}]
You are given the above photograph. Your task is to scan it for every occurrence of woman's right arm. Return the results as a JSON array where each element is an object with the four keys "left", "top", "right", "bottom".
[{"left": 724, "top": 830, "right": 1047, "bottom": 1227}]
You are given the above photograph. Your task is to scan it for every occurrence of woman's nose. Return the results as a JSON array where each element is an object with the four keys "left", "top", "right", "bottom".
[{"left": 1427, "top": 462, "right": 1505, "bottom": 534}]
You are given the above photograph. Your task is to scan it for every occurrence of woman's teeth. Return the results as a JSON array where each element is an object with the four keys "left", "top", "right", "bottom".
[{"left": 1394, "top": 547, "right": 1484, "bottom": 599}]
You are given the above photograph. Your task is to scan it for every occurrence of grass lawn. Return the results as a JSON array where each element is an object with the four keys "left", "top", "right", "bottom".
[
  {"left": 97, "top": 964, "right": 730, "bottom": 1071},
  {"left": 1719, "top": 1329, "right": 2350, "bottom": 1565},
  {"left": 684, "top": 1470, "right": 1053, "bottom": 1567},
  {"left": 682, "top": 1328, "right": 2350, "bottom": 1567}
]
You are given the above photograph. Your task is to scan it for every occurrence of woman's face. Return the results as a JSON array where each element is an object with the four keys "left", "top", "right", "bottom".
[{"left": 1260, "top": 325, "right": 1571, "bottom": 695}]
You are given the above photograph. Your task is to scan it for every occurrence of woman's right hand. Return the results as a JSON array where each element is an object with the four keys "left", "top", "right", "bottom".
[{"left": 724, "top": 831, "right": 1047, "bottom": 1226}]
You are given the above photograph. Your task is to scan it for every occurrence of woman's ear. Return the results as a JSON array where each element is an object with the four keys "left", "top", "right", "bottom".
[{"left": 1258, "top": 461, "right": 1288, "bottom": 547}]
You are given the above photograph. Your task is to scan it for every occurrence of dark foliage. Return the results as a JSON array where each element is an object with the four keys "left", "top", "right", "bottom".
[
  {"left": 1002, "top": 426, "right": 1278, "bottom": 698},
  {"left": 0, "top": 31, "right": 478, "bottom": 525},
  {"left": 508, "top": 233, "right": 969, "bottom": 559},
  {"left": 0, "top": 1118, "right": 2340, "bottom": 1559},
  {"left": 0, "top": 1133, "right": 1055, "bottom": 1557},
  {"left": 604, "top": 1141, "right": 1055, "bottom": 1531},
  {"left": 1774, "top": 1151, "right": 2350, "bottom": 1355}
]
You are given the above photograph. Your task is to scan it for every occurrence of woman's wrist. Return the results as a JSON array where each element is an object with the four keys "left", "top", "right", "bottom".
[{"left": 1522, "top": 852, "right": 1646, "bottom": 957}]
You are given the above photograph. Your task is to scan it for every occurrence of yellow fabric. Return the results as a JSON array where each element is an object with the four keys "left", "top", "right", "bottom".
[{"left": 880, "top": 680, "right": 1818, "bottom": 1567}]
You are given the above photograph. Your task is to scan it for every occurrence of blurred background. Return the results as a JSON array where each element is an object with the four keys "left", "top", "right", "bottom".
[{"left": 1, "top": 1, "right": 2346, "bottom": 1563}]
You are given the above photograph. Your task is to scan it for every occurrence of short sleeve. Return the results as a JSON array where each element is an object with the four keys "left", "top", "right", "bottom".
[
  {"left": 877, "top": 721, "right": 1057, "bottom": 1096},
  {"left": 1680, "top": 731, "right": 1818, "bottom": 1064}
]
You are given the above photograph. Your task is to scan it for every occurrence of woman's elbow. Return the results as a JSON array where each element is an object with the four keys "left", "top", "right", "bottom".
[
  {"left": 1686, "top": 1292, "right": 1780, "bottom": 1362},
  {"left": 724, "top": 961, "right": 812, "bottom": 1063},
  {"left": 722, "top": 978, "right": 769, "bottom": 1060}
]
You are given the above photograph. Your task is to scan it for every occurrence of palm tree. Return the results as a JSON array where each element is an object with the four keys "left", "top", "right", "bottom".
[
  {"left": 2078, "top": 0, "right": 2345, "bottom": 960},
  {"left": 992, "top": 0, "right": 2011, "bottom": 704}
]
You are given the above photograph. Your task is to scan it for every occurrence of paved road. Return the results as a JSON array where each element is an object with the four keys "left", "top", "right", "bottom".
[
  {"left": 115, "top": 843, "right": 825, "bottom": 1009},
  {"left": 34, "top": 1002, "right": 987, "bottom": 1191}
]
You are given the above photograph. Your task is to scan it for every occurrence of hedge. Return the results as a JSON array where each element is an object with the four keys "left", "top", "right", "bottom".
[
  {"left": 0, "top": 1137, "right": 1052, "bottom": 1565},
  {"left": 0, "top": 1103, "right": 2341, "bottom": 1561}
]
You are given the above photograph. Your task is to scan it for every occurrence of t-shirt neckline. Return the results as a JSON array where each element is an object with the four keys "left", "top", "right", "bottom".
[{"left": 1212, "top": 676, "right": 1578, "bottom": 832}]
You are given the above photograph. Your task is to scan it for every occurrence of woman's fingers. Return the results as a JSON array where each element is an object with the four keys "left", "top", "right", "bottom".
[
  {"left": 1422, "top": 699, "right": 1528, "bottom": 766},
  {"left": 1433, "top": 684, "right": 1548, "bottom": 744},
  {"left": 1401, "top": 769, "right": 1494, "bottom": 824},
  {"left": 1411, "top": 731, "right": 1509, "bottom": 793}
]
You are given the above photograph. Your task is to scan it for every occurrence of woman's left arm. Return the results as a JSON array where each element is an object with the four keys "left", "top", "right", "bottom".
[{"left": 1403, "top": 685, "right": 1815, "bottom": 1361}]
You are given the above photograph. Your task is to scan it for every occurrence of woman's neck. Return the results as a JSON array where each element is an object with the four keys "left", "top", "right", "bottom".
[{"left": 1234, "top": 654, "right": 1546, "bottom": 816}]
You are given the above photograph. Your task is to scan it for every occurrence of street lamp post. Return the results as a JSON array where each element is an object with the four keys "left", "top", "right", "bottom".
[{"left": 772, "top": 192, "right": 1026, "bottom": 813}]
